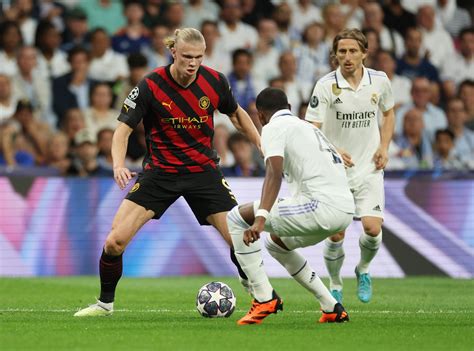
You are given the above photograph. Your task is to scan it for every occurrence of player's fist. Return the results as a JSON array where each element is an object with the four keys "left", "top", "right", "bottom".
[
  {"left": 243, "top": 218, "right": 265, "bottom": 246},
  {"left": 337, "top": 148, "right": 354, "bottom": 168},
  {"left": 373, "top": 146, "right": 388, "bottom": 170},
  {"left": 113, "top": 167, "right": 137, "bottom": 190}
]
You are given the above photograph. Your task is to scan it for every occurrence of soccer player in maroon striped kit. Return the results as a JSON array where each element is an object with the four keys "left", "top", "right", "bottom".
[{"left": 74, "top": 28, "right": 260, "bottom": 317}]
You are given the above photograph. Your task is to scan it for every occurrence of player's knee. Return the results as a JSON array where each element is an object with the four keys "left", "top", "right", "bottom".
[
  {"left": 363, "top": 223, "right": 381, "bottom": 236},
  {"left": 104, "top": 236, "right": 126, "bottom": 255},
  {"left": 329, "top": 232, "right": 345, "bottom": 242},
  {"left": 227, "top": 206, "right": 248, "bottom": 233}
]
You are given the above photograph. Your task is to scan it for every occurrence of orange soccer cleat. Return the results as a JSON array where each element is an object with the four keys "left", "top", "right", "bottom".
[
  {"left": 237, "top": 291, "right": 283, "bottom": 325},
  {"left": 319, "top": 303, "right": 350, "bottom": 323}
]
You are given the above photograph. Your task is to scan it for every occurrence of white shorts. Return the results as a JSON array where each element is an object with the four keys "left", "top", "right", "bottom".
[
  {"left": 351, "top": 171, "right": 385, "bottom": 219},
  {"left": 253, "top": 195, "right": 353, "bottom": 251}
]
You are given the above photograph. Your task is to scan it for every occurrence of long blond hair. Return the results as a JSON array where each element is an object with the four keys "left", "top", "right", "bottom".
[{"left": 164, "top": 28, "right": 205, "bottom": 50}]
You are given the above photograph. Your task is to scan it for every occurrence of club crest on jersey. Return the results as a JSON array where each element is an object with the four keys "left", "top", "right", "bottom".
[
  {"left": 129, "top": 183, "right": 140, "bottom": 193},
  {"left": 128, "top": 87, "right": 139, "bottom": 101},
  {"left": 332, "top": 83, "right": 342, "bottom": 96},
  {"left": 310, "top": 95, "right": 318, "bottom": 108},
  {"left": 371, "top": 93, "right": 378, "bottom": 105},
  {"left": 199, "top": 96, "right": 210, "bottom": 110}
]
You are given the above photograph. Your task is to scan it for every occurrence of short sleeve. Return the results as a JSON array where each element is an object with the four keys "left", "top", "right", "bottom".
[
  {"left": 305, "top": 81, "right": 330, "bottom": 123},
  {"left": 117, "top": 78, "right": 152, "bottom": 129},
  {"left": 217, "top": 72, "right": 238, "bottom": 115},
  {"left": 379, "top": 77, "right": 395, "bottom": 113},
  {"left": 262, "top": 125, "right": 286, "bottom": 163}
]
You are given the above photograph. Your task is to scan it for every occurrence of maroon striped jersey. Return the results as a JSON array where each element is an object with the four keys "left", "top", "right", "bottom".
[{"left": 118, "top": 65, "right": 238, "bottom": 174}]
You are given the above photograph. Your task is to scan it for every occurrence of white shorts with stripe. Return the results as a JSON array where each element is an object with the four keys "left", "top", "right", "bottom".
[
  {"left": 253, "top": 195, "right": 353, "bottom": 251},
  {"left": 351, "top": 171, "right": 385, "bottom": 219}
]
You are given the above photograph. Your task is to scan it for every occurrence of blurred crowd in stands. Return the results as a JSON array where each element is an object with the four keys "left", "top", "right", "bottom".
[{"left": 0, "top": 0, "right": 472, "bottom": 176}]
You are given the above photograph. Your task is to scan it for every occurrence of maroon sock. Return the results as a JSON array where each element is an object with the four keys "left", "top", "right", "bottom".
[{"left": 99, "top": 249, "right": 123, "bottom": 303}]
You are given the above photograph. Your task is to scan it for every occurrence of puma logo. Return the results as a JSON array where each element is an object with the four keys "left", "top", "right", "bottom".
[{"left": 162, "top": 101, "right": 173, "bottom": 110}]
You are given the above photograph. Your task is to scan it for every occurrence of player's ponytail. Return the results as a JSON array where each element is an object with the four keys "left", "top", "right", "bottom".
[{"left": 164, "top": 28, "right": 205, "bottom": 50}]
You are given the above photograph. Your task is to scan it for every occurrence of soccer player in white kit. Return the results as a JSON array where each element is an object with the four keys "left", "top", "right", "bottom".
[
  {"left": 227, "top": 88, "right": 355, "bottom": 325},
  {"left": 305, "top": 29, "right": 395, "bottom": 303}
]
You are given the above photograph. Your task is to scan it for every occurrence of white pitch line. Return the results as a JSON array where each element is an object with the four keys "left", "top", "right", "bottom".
[{"left": 0, "top": 308, "right": 472, "bottom": 315}]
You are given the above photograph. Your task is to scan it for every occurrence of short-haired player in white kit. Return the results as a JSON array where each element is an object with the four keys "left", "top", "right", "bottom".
[
  {"left": 227, "top": 88, "right": 355, "bottom": 325},
  {"left": 305, "top": 28, "right": 395, "bottom": 303}
]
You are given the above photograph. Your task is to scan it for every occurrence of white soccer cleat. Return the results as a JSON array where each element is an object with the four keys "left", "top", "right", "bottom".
[{"left": 73, "top": 300, "right": 113, "bottom": 317}]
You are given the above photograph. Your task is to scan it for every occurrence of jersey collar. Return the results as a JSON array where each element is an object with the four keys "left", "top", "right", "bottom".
[
  {"left": 269, "top": 109, "right": 294, "bottom": 123},
  {"left": 335, "top": 66, "right": 372, "bottom": 90}
]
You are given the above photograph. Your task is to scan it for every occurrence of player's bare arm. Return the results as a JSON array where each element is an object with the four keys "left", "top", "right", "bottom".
[
  {"left": 228, "top": 105, "right": 262, "bottom": 152},
  {"left": 244, "top": 156, "right": 283, "bottom": 246},
  {"left": 112, "top": 122, "right": 137, "bottom": 189},
  {"left": 373, "top": 108, "right": 395, "bottom": 170}
]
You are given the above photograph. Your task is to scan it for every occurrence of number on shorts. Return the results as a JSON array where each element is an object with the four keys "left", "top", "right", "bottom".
[{"left": 313, "top": 129, "right": 342, "bottom": 164}]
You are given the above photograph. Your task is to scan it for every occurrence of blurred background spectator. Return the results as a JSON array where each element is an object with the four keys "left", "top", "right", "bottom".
[{"left": 222, "top": 132, "right": 264, "bottom": 177}]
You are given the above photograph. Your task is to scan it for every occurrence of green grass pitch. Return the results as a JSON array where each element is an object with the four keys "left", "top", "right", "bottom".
[{"left": 1, "top": 277, "right": 473, "bottom": 351}]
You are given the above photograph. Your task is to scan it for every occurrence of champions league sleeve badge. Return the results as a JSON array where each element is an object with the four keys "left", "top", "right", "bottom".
[{"left": 310, "top": 95, "right": 319, "bottom": 108}]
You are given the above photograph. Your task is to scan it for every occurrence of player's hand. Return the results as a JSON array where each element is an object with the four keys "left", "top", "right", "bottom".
[
  {"left": 113, "top": 167, "right": 137, "bottom": 190},
  {"left": 243, "top": 217, "right": 265, "bottom": 246},
  {"left": 337, "top": 148, "right": 354, "bottom": 168},
  {"left": 373, "top": 146, "right": 389, "bottom": 170}
]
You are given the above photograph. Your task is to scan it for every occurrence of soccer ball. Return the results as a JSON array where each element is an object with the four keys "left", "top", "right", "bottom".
[{"left": 196, "top": 281, "right": 236, "bottom": 318}]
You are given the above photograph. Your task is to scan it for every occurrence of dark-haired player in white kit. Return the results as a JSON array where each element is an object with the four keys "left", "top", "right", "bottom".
[{"left": 305, "top": 28, "right": 395, "bottom": 303}]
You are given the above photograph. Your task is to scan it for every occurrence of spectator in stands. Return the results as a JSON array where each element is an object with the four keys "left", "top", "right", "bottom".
[
  {"left": 201, "top": 20, "right": 230, "bottom": 75},
  {"left": 433, "top": 129, "right": 467, "bottom": 170},
  {"left": 382, "top": 0, "right": 416, "bottom": 38},
  {"left": 363, "top": 1, "right": 404, "bottom": 58},
  {"left": 362, "top": 28, "right": 380, "bottom": 69},
  {"left": 45, "top": 131, "right": 77, "bottom": 175},
  {"left": 60, "top": 108, "right": 86, "bottom": 146},
  {"left": 89, "top": 28, "right": 129, "bottom": 83},
  {"left": 81, "top": 0, "right": 126, "bottom": 35},
  {"left": 61, "top": 7, "right": 90, "bottom": 52},
  {"left": 12, "top": 46, "right": 52, "bottom": 125},
  {"left": 435, "top": 0, "right": 471, "bottom": 37},
  {"left": 228, "top": 49, "right": 258, "bottom": 111},
  {"left": 277, "top": 51, "right": 312, "bottom": 114},
  {"left": 143, "top": 24, "right": 171, "bottom": 70},
  {"left": 35, "top": 20, "right": 70, "bottom": 79},
  {"left": 396, "top": 77, "right": 447, "bottom": 138},
  {"left": 446, "top": 98, "right": 474, "bottom": 165},
  {"left": 290, "top": 0, "right": 323, "bottom": 35},
  {"left": 142, "top": 0, "right": 165, "bottom": 29},
  {"left": 417, "top": 5, "right": 455, "bottom": 70},
  {"left": 293, "top": 22, "right": 330, "bottom": 83},
  {"left": 218, "top": 0, "right": 259, "bottom": 55},
  {"left": 1, "top": 100, "right": 50, "bottom": 167},
  {"left": 241, "top": 0, "right": 275, "bottom": 27},
  {"left": 183, "top": 0, "right": 219, "bottom": 29},
  {"left": 322, "top": 4, "right": 345, "bottom": 47},
  {"left": 396, "top": 27, "right": 439, "bottom": 82},
  {"left": 440, "top": 27, "right": 474, "bottom": 96},
  {"left": 222, "top": 133, "right": 264, "bottom": 177},
  {"left": 73, "top": 128, "right": 113, "bottom": 177},
  {"left": 96, "top": 127, "right": 115, "bottom": 172},
  {"left": 52, "top": 47, "right": 98, "bottom": 127},
  {"left": 112, "top": 0, "right": 151, "bottom": 54},
  {"left": 214, "top": 124, "right": 235, "bottom": 168},
  {"left": 394, "top": 108, "right": 433, "bottom": 169},
  {"left": 0, "top": 21, "right": 23, "bottom": 77},
  {"left": 272, "top": 2, "right": 300, "bottom": 52},
  {"left": 252, "top": 19, "right": 280, "bottom": 86},
  {"left": 163, "top": 2, "right": 185, "bottom": 33},
  {"left": 2, "top": 0, "right": 37, "bottom": 45},
  {"left": 375, "top": 49, "right": 412, "bottom": 110},
  {"left": 0, "top": 74, "right": 18, "bottom": 123},
  {"left": 83, "top": 83, "right": 119, "bottom": 138},
  {"left": 38, "top": 0, "right": 66, "bottom": 33},
  {"left": 459, "top": 80, "right": 474, "bottom": 130}
]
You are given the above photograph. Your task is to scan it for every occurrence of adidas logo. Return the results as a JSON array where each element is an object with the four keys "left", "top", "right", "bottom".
[
  {"left": 334, "top": 98, "right": 343, "bottom": 104},
  {"left": 372, "top": 205, "right": 382, "bottom": 211}
]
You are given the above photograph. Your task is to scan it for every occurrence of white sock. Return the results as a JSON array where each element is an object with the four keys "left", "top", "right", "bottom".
[
  {"left": 265, "top": 236, "right": 336, "bottom": 311},
  {"left": 227, "top": 207, "right": 273, "bottom": 302},
  {"left": 358, "top": 231, "right": 382, "bottom": 274},
  {"left": 323, "top": 238, "right": 345, "bottom": 291}
]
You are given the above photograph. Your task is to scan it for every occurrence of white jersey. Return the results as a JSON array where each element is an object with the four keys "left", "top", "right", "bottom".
[
  {"left": 305, "top": 67, "right": 394, "bottom": 187},
  {"left": 261, "top": 109, "right": 355, "bottom": 214}
]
